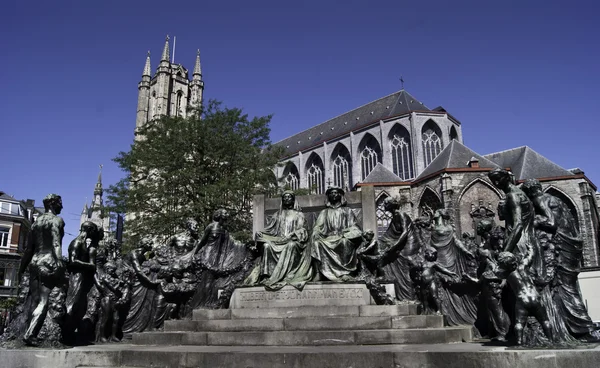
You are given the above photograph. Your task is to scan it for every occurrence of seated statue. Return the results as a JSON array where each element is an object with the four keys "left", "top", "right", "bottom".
[
  {"left": 243, "top": 190, "right": 313, "bottom": 290},
  {"left": 311, "top": 187, "right": 365, "bottom": 282}
]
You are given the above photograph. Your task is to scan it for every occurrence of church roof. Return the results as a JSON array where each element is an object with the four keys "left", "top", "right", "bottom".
[
  {"left": 361, "top": 163, "right": 403, "bottom": 184},
  {"left": 415, "top": 140, "right": 501, "bottom": 180},
  {"left": 276, "top": 90, "right": 432, "bottom": 156},
  {"left": 484, "top": 146, "right": 574, "bottom": 181}
]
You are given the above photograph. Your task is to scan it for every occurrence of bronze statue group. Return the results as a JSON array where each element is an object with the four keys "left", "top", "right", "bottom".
[{"left": 1, "top": 168, "right": 598, "bottom": 348}]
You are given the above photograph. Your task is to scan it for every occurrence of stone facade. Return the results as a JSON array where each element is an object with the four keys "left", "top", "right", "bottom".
[
  {"left": 135, "top": 36, "right": 204, "bottom": 131},
  {"left": 0, "top": 192, "right": 39, "bottom": 301},
  {"left": 273, "top": 90, "right": 600, "bottom": 268}
]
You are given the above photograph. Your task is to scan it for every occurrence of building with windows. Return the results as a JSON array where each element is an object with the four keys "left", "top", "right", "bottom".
[
  {"left": 0, "top": 192, "right": 38, "bottom": 301},
  {"left": 135, "top": 36, "right": 204, "bottom": 133},
  {"left": 274, "top": 89, "right": 600, "bottom": 269}
]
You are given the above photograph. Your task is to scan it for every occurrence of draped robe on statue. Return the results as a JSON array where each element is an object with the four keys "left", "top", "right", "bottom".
[
  {"left": 376, "top": 212, "right": 421, "bottom": 301},
  {"left": 311, "top": 201, "right": 363, "bottom": 282},
  {"left": 430, "top": 221, "right": 478, "bottom": 326},
  {"left": 243, "top": 205, "right": 313, "bottom": 290},
  {"left": 189, "top": 227, "right": 249, "bottom": 309}
]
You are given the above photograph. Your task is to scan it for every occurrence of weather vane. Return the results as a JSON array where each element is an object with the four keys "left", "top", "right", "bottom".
[{"left": 400, "top": 76, "right": 405, "bottom": 89}]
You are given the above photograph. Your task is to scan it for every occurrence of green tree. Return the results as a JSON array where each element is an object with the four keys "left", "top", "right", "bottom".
[{"left": 106, "top": 100, "right": 284, "bottom": 248}]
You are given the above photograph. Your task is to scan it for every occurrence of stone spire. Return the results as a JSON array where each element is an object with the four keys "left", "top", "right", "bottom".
[
  {"left": 93, "top": 165, "right": 104, "bottom": 206},
  {"left": 193, "top": 49, "right": 202, "bottom": 78},
  {"left": 161, "top": 35, "right": 170, "bottom": 62},
  {"left": 143, "top": 51, "right": 151, "bottom": 77}
]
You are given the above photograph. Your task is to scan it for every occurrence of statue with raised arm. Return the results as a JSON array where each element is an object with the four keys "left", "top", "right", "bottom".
[
  {"left": 311, "top": 187, "right": 365, "bottom": 282},
  {"left": 21, "top": 194, "right": 67, "bottom": 346},
  {"left": 522, "top": 179, "right": 600, "bottom": 341},
  {"left": 243, "top": 190, "right": 313, "bottom": 290},
  {"left": 488, "top": 169, "right": 545, "bottom": 281},
  {"left": 411, "top": 248, "right": 459, "bottom": 314}
]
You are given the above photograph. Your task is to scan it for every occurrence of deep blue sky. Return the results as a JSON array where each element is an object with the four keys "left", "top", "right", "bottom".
[{"left": 2, "top": 0, "right": 599, "bottom": 245}]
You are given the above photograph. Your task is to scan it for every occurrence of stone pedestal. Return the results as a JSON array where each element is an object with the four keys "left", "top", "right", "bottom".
[{"left": 229, "top": 283, "right": 372, "bottom": 309}]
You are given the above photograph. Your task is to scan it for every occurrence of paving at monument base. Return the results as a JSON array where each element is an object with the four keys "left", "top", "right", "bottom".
[{"left": 3, "top": 284, "right": 600, "bottom": 368}]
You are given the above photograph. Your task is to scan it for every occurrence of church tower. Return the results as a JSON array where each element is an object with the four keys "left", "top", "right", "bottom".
[
  {"left": 135, "top": 36, "right": 205, "bottom": 131},
  {"left": 80, "top": 166, "right": 111, "bottom": 238}
]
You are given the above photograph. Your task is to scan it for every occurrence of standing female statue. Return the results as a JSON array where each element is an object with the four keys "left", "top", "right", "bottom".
[{"left": 428, "top": 208, "right": 478, "bottom": 326}]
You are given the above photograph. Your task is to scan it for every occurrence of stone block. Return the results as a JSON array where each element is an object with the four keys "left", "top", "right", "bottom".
[
  {"left": 230, "top": 283, "right": 371, "bottom": 309},
  {"left": 192, "top": 308, "right": 231, "bottom": 320},
  {"left": 355, "top": 328, "right": 466, "bottom": 344},
  {"left": 165, "top": 319, "right": 284, "bottom": 332},
  {"left": 283, "top": 316, "right": 391, "bottom": 330},
  {"left": 359, "top": 304, "right": 418, "bottom": 316},
  {"left": 132, "top": 331, "right": 183, "bottom": 345},
  {"left": 206, "top": 330, "right": 356, "bottom": 346},
  {"left": 231, "top": 305, "right": 360, "bottom": 319},
  {"left": 391, "top": 315, "right": 444, "bottom": 329}
]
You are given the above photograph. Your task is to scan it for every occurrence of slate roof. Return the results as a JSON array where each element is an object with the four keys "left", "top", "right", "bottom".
[
  {"left": 276, "top": 90, "right": 432, "bottom": 156},
  {"left": 0, "top": 191, "right": 18, "bottom": 202},
  {"left": 415, "top": 140, "right": 501, "bottom": 180},
  {"left": 483, "top": 146, "right": 574, "bottom": 181},
  {"left": 361, "top": 163, "right": 403, "bottom": 184}
]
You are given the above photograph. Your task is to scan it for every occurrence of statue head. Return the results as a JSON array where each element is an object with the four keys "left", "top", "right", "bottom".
[
  {"left": 281, "top": 190, "right": 298, "bottom": 210},
  {"left": 43, "top": 194, "right": 63, "bottom": 214},
  {"left": 476, "top": 219, "right": 494, "bottom": 237},
  {"left": 383, "top": 196, "right": 401, "bottom": 212},
  {"left": 488, "top": 169, "right": 512, "bottom": 191},
  {"left": 185, "top": 218, "right": 199, "bottom": 234},
  {"left": 434, "top": 208, "right": 451, "bottom": 221},
  {"left": 497, "top": 200, "right": 507, "bottom": 221},
  {"left": 497, "top": 251, "right": 517, "bottom": 271},
  {"left": 521, "top": 179, "right": 543, "bottom": 198},
  {"left": 325, "top": 187, "right": 346, "bottom": 207},
  {"left": 489, "top": 226, "right": 505, "bottom": 251},
  {"left": 424, "top": 248, "right": 438, "bottom": 262},
  {"left": 138, "top": 238, "right": 154, "bottom": 252},
  {"left": 104, "top": 261, "right": 117, "bottom": 276},
  {"left": 213, "top": 208, "right": 229, "bottom": 223}
]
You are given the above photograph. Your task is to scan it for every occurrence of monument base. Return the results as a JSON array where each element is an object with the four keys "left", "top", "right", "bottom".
[
  {"left": 229, "top": 282, "right": 394, "bottom": 309},
  {"left": 2, "top": 343, "right": 600, "bottom": 368}
]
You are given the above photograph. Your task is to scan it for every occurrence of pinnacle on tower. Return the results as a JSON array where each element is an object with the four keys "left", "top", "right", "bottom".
[
  {"left": 193, "top": 49, "right": 202, "bottom": 77},
  {"left": 94, "top": 164, "right": 103, "bottom": 196},
  {"left": 143, "top": 51, "right": 151, "bottom": 77},
  {"left": 161, "top": 35, "right": 170, "bottom": 62}
]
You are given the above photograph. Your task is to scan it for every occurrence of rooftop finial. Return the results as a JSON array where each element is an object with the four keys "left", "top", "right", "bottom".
[{"left": 400, "top": 76, "right": 405, "bottom": 90}]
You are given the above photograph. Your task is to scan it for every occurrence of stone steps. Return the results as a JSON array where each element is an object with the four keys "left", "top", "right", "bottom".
[
  {"left": 164, "top": 315, "right": 443, "bottom": 332},
  {"left": 132, "top": 327, "right": 471, "bottom": 346},
  {"left": 192, "top": 304, "right": 418, "bottom": 320}
]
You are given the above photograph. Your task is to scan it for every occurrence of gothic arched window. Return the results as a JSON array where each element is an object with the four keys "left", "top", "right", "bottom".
[
  {"left": 282, "top": 163, "right": 300, "bottom": 191},
  {"left": 450, "top": 126, "right": 458, "bottom": 141},
  {"left": 376, "top": 194, "right": 393, "bottom": 237},
  {"left": 422, "top": 120, "right": 443, "bottom": 167},
  {"left": 150, "top": 91, "right": 157, "bottom": 118},
  {"left": 389, "top": 124, "right": 413, "bottom": 180},
  {"left": 358, "top": 134, "right": 382, "bottom": 181},
  {"left": 418, "top": 187, "right": 442, "bottom": 216},
  {"left": 176, "top": 91, "right": 183, "bottom": 117},
  {"left": 305, "top": 154, "right": 325, "bottom": 194},
  {"left": 330, "top": 143, "right": 352, "bottom": 190}
]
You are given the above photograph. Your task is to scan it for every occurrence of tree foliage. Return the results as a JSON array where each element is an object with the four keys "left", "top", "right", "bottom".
[{"left": 106, "top": 100, "right": 284, "bottom": 247}]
